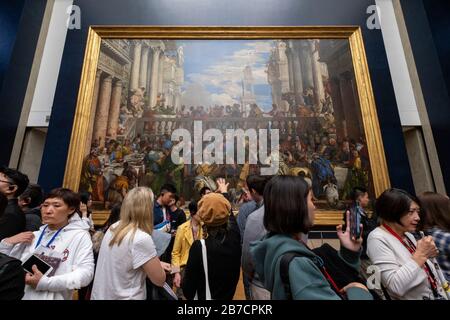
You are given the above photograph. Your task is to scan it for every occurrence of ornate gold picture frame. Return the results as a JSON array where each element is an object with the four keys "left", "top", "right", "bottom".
[{"left": 63, "top": 26, "right": 390, "bottom": 226}]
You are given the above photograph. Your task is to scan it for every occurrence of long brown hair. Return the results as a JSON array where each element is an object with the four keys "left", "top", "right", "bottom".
[
  {"left": 418, "top": 192, "right": 450, "bottom": 232},
  {"left": 109, "top": 187, "right": 154, "bottom": 247}
]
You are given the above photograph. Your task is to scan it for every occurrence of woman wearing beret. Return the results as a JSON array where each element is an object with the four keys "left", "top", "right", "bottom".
[{"left": 182, "top": 179, "right": 241, "bottom": 300}]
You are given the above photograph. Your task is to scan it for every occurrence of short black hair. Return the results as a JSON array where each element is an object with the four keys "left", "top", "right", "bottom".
[
  {"left": 375, "top": 188, "right": 420, "bottom": 224},
  {"left": 45, "top": 188, "right": 81, "bottom": 211},
  {"left": 200, "top": 186, "right": 211, "bottom": 196},
  {"left": 0, "top": 167, "right": 29, "bottom": 197},
  {"left": 246, "top": 175, "right": 271, "bottom": 196},
  {"left": 351, "top": 187, "right": 368, "bottom": 202},
  {"left": 263, "top": 176, "right": 311, "bottom": 235},
  {"left": 188, "top": 201, "right": 198, "bottom": 216},
  {"left": 79, "top": 191, "right": 92, "bottom": 205},
  {"left": 160, "top": 183, "right": 177, "bottom": 195},
  {"left": 19, "top": 184, "right": 44, "bottom": 208}
]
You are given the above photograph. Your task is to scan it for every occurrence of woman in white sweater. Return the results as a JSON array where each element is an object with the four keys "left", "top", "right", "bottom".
[
  {"left": 0, "top": 188, "right": 94, "bottom": 300},
  {"left": 367, "top": 188, "right": 447, "bottom": 300}
]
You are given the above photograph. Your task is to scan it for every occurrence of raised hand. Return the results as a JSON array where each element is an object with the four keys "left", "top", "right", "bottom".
[
  {"left": 413, "top": 236, "right": 439, "bottom": 267},
  {"left": 79, "top": 203, "right": 88, "bottom": 218},
  {"left": 336, "top": 210, "right": 363, "bottom": 252},
  {"left": 216, "top": 178, "right": 229, "bottom": 194}
]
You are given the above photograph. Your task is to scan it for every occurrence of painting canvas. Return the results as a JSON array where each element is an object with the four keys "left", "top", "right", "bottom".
[{"left": 65, "top": 27, "right": 390, "bottom": 222}]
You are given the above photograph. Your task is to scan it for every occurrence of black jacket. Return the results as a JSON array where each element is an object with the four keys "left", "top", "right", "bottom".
[
  {"left": 0, "top": 199, "right": 25, "bottom": 241},
  {"left": 182, "top": 213, "right": 241, "bottom": 300},
  {"left": 24, "top": 207, "right": 42, "bottom": 232}
]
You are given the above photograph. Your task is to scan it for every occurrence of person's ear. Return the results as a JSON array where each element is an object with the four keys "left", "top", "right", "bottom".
[
  {"left": 8, "top": 185, "right": 17, "bottom": 194},
  {"left": 22, "top": 196, "right": 31, "bottom": 205},
  {"left": 67, "top": 207, "right": 77, "bottom": 217}
]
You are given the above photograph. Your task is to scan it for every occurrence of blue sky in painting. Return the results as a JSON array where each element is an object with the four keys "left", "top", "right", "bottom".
[{"left": 178, "top": 40, "right": 275, "bottom": 111}]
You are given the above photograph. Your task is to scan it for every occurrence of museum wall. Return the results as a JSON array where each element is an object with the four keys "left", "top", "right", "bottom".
[
  {"left": 401, "top": 0, "right": 450, "bottom": 192},
  {"left": 0, "top": 0, "right": 417, "bottom": 194},
  {"left": 36, "top": 0, "right": 414, "bottom": 193},
  {"left": 0, "top": 0, "right": 47, "bottom": 167},
  {"left": 0, "top": 0, "right": 25, "bottom": 90}
]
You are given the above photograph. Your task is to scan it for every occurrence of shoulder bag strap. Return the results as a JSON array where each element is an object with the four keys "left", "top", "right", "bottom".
[
  {"left": 200, "top": 239, "right": 212, "bottom": 300},
  {"left": 279, "top": 252, "right": 301, "bottom": 300}
]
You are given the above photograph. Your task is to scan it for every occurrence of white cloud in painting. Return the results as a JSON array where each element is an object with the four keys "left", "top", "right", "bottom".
[
  {"left": 185, "top": 41, "right": 274, "bottom": 107},
  {"left": 181, "top": 82, "right": 213, "bottom": 107},
  {"left": 210, "top": 93, "right": 239, "bottom": 106}
]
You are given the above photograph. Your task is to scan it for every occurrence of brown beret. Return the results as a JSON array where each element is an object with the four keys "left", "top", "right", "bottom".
[{"left": 197, "top": 193, "right": 231, "bottom": 227}]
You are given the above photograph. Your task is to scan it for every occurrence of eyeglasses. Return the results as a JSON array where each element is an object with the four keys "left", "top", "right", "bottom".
[{"left": 0, "top": 179, "right": 12, "bottom": 185}]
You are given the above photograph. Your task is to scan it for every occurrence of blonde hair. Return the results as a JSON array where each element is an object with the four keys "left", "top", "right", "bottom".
[{"left": 109, "top": 187, "right": 154, "bottom": 247}]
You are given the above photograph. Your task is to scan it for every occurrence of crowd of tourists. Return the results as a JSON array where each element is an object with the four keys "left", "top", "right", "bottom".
[{"left": 0, "top": 166, "right": 449, "bottom": 300}]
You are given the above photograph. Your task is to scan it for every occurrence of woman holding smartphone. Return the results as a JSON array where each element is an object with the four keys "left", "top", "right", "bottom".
[
  {"left": 251, "top": 176, "right": 373, "bottom": 300},
  {"left": 0, "top": 188, "right": 95, "bottom": 300}
]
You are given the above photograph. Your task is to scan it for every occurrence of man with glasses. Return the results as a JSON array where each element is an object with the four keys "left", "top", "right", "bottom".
[{"left": 0, "top": 167, "right": 29, "bottom": 240}]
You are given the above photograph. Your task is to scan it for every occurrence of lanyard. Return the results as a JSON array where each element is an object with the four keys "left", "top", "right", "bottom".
[
  {"left": 35, "top": 225, "right": 64, "bottom": 249},
  {"left": 382, "top": 224, "right": 439, "bottom": 294}
]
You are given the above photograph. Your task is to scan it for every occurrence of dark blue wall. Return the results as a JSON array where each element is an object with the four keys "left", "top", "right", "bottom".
[
  {"left": 0, "top": 0, "right": 25, "bottom": 90},
  {"left": 0, "top": 0, "right": 47, "bottom": 167},
  {"left": 33, "top": 0, "right": 413, "bottom": 193},
  {"left": 401, "top": 0, "right": 450, "bottom": 191},
  {"left": 423, "top": 0, "right": 450, "bottom": 99}
]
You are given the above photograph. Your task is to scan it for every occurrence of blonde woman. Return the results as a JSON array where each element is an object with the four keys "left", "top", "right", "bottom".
[{"left": 91, "top": 187, "right": 166, "bottom": 300}]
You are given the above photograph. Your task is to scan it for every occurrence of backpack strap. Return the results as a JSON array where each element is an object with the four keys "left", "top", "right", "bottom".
[
  {"left": 279, "top": 250, "right": 345, "bottom": 300},
  {"left": 279, "top": 252, "right": 302, "bottom": 300}
]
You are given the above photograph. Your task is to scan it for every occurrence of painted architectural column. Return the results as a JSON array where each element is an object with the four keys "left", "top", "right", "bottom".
[
  {"left": 146, "top": 49, "right": 153, "bottom": 101},
  {"left": 277, "top": 41, "right": 290, "bottom": 94},
  {"left": 292, "top": 43, "right": 305, "bottom": 104},
  {"left": 157, "top": 55, "right": 165, "bottom": 99},
  {"left": 300, "top": 42, "right": 314, "bottom": 91},
  {"left": 286, "top": 42, "right": 295, "bottom": 92},
  {"left": 149, "top": 47, "right": 161, "bottom": 109},
  {"left": 130, "top": 41, "right": 142, "bottom": 91},
  {"left": 107, "top": 80, "right": 123, "bottom": 139},
  {"left": 92, "top": 75, "right": 113, "bottom": 148},
  {"left": 85, "top": 70, "right": 103, "bottom": 155},
  {"left": 139, "top": 45, "right": 149, "bottom": 90}
]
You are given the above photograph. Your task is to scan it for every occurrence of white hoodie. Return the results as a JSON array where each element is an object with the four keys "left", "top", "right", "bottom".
[{"left": 0, "top": 220, "right": 94, "bottom": 300}]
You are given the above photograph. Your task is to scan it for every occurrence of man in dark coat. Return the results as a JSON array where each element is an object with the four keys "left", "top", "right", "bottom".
[{"left": 0, "top": 167, "right": 29, "bottom": 241}]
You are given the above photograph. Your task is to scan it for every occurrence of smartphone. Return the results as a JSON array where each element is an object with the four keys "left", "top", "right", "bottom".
[
  {"left": 22, "top": 254, "right": 53, "bottom": 276},
  {"left": 350, "top": 204, "right": 362, "bottom": 239}
]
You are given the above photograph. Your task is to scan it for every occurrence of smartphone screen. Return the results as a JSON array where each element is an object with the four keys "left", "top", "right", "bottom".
[
  {"left": 22, "top": 254, "right": 52, "bottom": 275},
  {"left": 351, "top": 205, "right": 361, "bottom": 239}
]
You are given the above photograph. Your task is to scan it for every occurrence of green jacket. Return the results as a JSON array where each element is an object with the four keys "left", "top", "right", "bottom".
[{"left": 250, "top": 234, "right": 373, "bottom": 300}]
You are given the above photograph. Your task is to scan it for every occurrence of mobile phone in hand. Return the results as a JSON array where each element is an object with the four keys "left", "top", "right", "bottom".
[
  {"left": 22, "top": 254, "right": 53, "bottom": 276},
  {"left": 350, "top": 204, "right": 362, "bottom": 239}
]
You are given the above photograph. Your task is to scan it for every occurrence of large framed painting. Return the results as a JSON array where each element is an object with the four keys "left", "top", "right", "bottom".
[{"left": 63, "top": 27, "right": 390, "bottom": 225}]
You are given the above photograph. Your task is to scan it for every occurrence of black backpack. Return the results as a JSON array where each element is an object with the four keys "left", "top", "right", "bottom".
[
  {"left": 0, "top": 253, "right": 25, "bottom": 300},
  {"left": 279, "top": 244, "right": 382, "bottom": 300}
]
